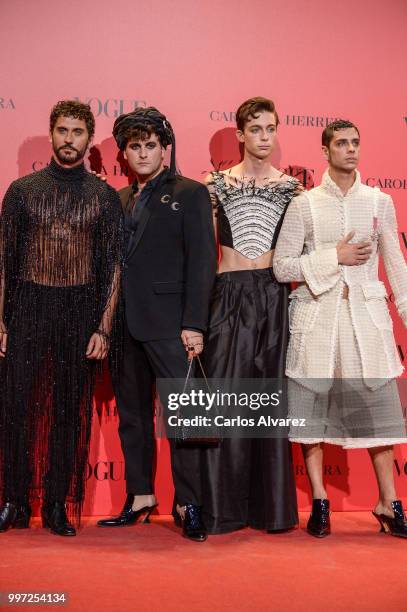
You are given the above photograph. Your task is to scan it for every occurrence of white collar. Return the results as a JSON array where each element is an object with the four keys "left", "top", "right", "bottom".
[{"left": 321, "top": 169, "right": 361, "bottom": 198}]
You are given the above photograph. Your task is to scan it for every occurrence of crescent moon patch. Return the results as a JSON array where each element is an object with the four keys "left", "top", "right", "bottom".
[
  {"left": 171, "top": 201, "right": 180, "bottom": 211},
  {"left": 161, "top": 194, "right": 171, "bottom": 203}
]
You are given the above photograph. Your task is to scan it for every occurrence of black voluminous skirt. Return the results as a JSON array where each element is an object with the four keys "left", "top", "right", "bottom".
[{"left": 200, "top": 268, "right": 298, "bottom": 533}]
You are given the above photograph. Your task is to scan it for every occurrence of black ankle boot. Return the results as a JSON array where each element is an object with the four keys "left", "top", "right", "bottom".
[
  {"left": 181, "top": 504, "right": 207, "bottom": 542},
  {"left": 307, "top": 499, "right": 331, "bottom": 538},
  {"left": 0, "top": 502, "right": 32, "bottom": 532},
  {"left": 42, "top": 501, "right": 76, "bottom": 537}
]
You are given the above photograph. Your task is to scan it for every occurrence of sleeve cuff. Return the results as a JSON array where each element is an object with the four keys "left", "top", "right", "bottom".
[
  {"left": 182, "top": 326, "right": 205, "bottom": 334},
  {"left": 300, "top": 247, "right": 340, "bottom": 296}
]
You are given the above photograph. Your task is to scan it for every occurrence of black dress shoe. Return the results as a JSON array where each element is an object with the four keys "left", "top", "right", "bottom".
[
  {"left": 97, "top": 494, "right": 157, "bottom": 527},
  {"left": 372, "top": 500, "right": 407, "bottom": 538},
  {"left": 307, "top": 499, "right": 331, "bottom": 538},
  {"left": 0, "top": 502, "right": 32, "bottom": 532},
  {"left": 181, "top": 504, "right": 207, "bottom": 542},
  {"left": 42, "top": 502, "right": 76, "bottom": 537}
]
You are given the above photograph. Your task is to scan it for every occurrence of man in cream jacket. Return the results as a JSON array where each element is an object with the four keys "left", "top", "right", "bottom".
[{"left": 274, "top": 119, "right": 407, "bottom": 538}]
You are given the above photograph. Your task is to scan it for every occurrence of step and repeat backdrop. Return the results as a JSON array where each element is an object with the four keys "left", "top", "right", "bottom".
[{"left": 1, "top": 0, "right": 407, "bottom": 513}]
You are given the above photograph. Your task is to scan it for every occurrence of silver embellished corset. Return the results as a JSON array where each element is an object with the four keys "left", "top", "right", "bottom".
[{"left": 210, "top": 171, "right": 299, "bottom": 259}]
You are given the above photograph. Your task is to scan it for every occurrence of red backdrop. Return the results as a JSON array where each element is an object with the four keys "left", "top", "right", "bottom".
[{"left": 1, "top": 0, "right": 407, "bottom": 514}]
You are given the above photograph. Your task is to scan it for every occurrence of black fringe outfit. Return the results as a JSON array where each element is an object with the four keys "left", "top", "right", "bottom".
[{"left": 0, "top": 158, "right": 123, "bottom": 523}]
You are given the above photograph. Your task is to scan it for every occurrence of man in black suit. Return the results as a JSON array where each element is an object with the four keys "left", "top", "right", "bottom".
[{"left": 97, "top": 107, "right": 216, "bottom": 541}]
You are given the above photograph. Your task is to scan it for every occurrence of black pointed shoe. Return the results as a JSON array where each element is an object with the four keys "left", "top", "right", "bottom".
[
  {"left": 0, "top": 502, "right": 32, "bottom": 532},
  {"left": 372, "top": 500, "right": 407, "bottom": 538},
  {"left": 42, "top": 502, "right": 76, "bottom": 537},
  {"left": 307, "top": 499, "right": 331, "bottom": 538},
  {"left": 97, "top": 494, "right": 157, "bottom": 527},
  {"left": 182, "top": 504, "right": 207, "bottom": 542}
]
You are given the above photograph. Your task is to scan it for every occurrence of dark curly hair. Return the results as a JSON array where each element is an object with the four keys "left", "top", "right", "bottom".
[
  {"left": 322, "top": 119, "right": 360, "bottom": 147},
  {"left": 113, "top": 107, "right": 176, "bottom": 175},
  {"left": 50, "top": 100, "right": 95, "bottom": 139},
  {"left": 112, "top": 107, "right": 174, "bottom": 150},
  {"left": 119, "top": 125, "right": 164, "bottom": 148}
]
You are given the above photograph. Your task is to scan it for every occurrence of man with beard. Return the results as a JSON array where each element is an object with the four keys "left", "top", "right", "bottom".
[
  {"left": 0, "top": 100, "right": 123, "bottom": 536},
  {"left": 96, "top": 107, "right": 216, "bottom": 541}
]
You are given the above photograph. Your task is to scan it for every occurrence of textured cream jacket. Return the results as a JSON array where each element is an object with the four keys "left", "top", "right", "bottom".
[{"left": 273, "top": 170, "right": 407, "bottom": 388}]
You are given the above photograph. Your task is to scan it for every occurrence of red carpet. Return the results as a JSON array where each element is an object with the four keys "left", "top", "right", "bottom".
[{"left": 0, "top": 513, "right": 406, "bottom": 611}]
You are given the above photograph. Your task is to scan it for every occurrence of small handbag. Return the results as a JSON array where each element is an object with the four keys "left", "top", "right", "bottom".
[{"left": 175, "top": 355, "right": 221, "bottom": 447}]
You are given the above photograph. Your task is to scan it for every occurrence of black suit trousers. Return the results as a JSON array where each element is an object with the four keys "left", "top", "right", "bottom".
[{"left": 115, "top": 322, "right": 202, "bottom": 506}]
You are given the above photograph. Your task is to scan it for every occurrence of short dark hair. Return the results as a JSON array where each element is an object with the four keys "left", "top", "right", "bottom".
[
  {"left": 50, "top": 100, "right": 95, "bottom": 139},
  {"left": 236, "top": 97, "right": 279, "bottom": 131},
  {"left": 322, "top": 119, "right": 360, "bottom": 147}
]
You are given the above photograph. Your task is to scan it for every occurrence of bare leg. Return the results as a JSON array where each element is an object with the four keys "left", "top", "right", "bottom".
[
  {"left": 132, "top": 494, "right": 157, "bottom": 512},
  {"left": 368, "top": 445, "right": 397, "bottom": 518},
  {"left": 175, "top": 504, "right": 185, "bottom": 519},
  {"left": 302, "top": 443, "right": 327, "bottom": 499}
]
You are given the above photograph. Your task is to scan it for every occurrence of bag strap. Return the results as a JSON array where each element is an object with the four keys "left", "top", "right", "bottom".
[{"left": 182, "top": 355, "right": 211, "bottom": 395}]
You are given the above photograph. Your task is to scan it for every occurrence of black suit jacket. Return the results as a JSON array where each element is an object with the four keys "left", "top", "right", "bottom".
[{"left": 119, "top": 172, "right": 216, "bottom": 341}]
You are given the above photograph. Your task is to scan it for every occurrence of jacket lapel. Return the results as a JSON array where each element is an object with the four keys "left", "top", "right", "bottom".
[
  {"left": 127, "top": 205, "right": 151, "bottom": 259},
  {"left": 120, "top": 185, "right": 139, "bottom": 261},
  {"left": 126, "top": 180, "right": 175, "bottom": 262}
]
